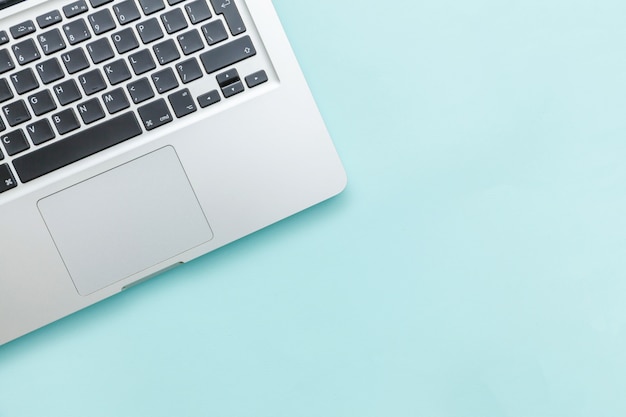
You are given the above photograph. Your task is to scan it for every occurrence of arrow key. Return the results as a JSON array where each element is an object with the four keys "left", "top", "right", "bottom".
[
  {"left": 245, "top": 70, "right": 267, "bottom": 88},
  {"left": 221, "top": 80, "right": 243, "bottom": 98},
  {"left": 168, "top": 88, "right": 197, "bottom": 118}
]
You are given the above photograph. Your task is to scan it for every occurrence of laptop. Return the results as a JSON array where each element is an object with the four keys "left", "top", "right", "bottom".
[{"left": 0, "top": 0, "right": 346, "bottom": 345}]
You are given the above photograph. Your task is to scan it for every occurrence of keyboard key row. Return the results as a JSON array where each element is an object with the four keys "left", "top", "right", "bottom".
[{"left": 0, "top": 64, "right": 267, "bottom": 191}]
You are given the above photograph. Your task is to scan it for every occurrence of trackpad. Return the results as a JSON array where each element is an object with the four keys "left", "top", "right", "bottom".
[{"left": 38, "top": 146, "right": 213, "bottom": 296}]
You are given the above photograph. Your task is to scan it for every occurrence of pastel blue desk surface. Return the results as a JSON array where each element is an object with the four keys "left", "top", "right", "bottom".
[{"left": 2, "top": 1, "right": 626, "bottom": 416}]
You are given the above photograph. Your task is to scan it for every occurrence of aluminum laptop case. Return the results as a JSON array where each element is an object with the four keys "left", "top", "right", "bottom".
[{"left": 0, "top": 0, "right": 346, "bottom": 345}]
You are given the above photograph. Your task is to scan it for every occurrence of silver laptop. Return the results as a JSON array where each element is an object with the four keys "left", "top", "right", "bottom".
[{"left": 0, "top": 0, "right": 346, "bottom": 345}]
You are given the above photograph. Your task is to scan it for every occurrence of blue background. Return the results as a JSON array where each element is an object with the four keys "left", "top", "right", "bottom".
[{"left": 3, "top": 0, "right": 626, "bottom": 415}]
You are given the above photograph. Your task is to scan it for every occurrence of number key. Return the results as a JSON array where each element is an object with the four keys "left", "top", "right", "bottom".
[
  {"left": 38, "top": 29, "right": 66, "bottom": 55},
  {"left": 11, "top": 39, "right": 41, "bottom": 65},
  {"left": 88, "top": 9, "right": 117, "bottom": 35},
  {"left": 63, "top": 19, "right": 91, "bottom": 45}
]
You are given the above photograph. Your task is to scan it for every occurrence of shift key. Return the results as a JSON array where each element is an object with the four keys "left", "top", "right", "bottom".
[{"left": 199, "top": 35, "right": 256, "bottom": 74}]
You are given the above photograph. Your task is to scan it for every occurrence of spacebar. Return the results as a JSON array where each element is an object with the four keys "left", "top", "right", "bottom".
[{"left": 13, "top": 112, "right": 143, "bottom": 183}]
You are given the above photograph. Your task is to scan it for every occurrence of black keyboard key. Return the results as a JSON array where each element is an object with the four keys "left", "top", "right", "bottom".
[
  {"left": 153, "top": 39, "right": 180, "bottom": 65},
  {"left": 176, "top": 57, "right": 202, "bottom": 84},
  {"left": 61, "top": 48, "right": 90, "bottom": 73},
  {"left": 209, "top": 0, "right": 245, "bottom": 35},
  {"left": 12, "top": 39, "right": 41, "bottom": 65},
  {"left": 54, "top": 79, "right": 82, "bottom": 105},
  {"left": 63, "top": 0, "right": 89, "bottom": 18},
  {"left": 177, "top": 29, "right": 203, "bottom": 55},
  {"left": 112, "top": 27, "right": 139, "bottom": 53},
  {"left": 1, "top": 129, "right": 29, "bottom": 156},
  {"left": 200, "top": 20, "right": 227, "bottom": 46},
  {"left": 36, "top": 58, "right": 65, "bottom": 84},
  {"left": 114, "top": 0, "right": 142, "bottom": 25},
  {"left": 168, "top": 88, "right": 196, "bottom": 118},
  {"left": 167, "top": 0, "right": 185, "bottom": 5},
  {"left": 102, "top": 87, "right": 130, "bottom": 113},
  {"left": 13, "top": 112, "right": 142, "bottom": 183},
  {"left": 245, "top": 70, "right": 267, "bottom": 88},
  {"left": 0, "top": 49, "right": 14, "bottom": 74},
  {"left": 78, "top": 69, "right": 107, "bottom": 95},
  {"left": 185, "top": 0, "right": 211, "bottom": 24},
  {"left": 221, "top": 80, "right": 243, "bottom": 98},
  {"left": 38, "top": 29, "right": 66, "bottom": 55},
  {"left": 136, "top": 18, "right": 163, "bottom": 44},
  {"left": 77, "top": 98, "right": 105, "bottom": 124},
  {"left": 197, "top": 89, "right": 220, "bottom": 108},
  {"left": 138, "top": 0, "right": 165, "bottom": 15},
  {"left": 87, "top": 38, "right": 115, "bottom": 63},
  {"left": 3, "top": 100, "right": 31, "bottom": 127},
  {"left": 138, "top": 98, "right": 172, "bottom": 130},
  {"left": 216, "top": 68, "right": 239, "bottom": 87},
  {"left": 26, "top": 119, "right": 56, "bottom": 145},
  {"left": 0, "top": 164, "right": 17, "bottom": 193},
  {"left": 37, "top": 10, "right": 63, "bottom": 29},
  {"left": 10, "top": 68, "right": 39, "bottom": 94},
  {"left": 28, "top": 90, "right": 57, "bottom": 116},
  {"left": 129, "top": 49, "right": 156, "bottom": 74},
  {"left": 10, "top": 21, "right": 36, "bottom": 39},
  {"left": 0, "top": 31, "right": 9, "bottom": 45},
  {"left": 0, "top": 79, "right": 13, "bottom": 102},
  {"left": 200, "top": 35, "right": 255, "bottom": 74},
  {"left": 51, "top": 108, "right": 80, "bottom": 134},
  {"left": 161, "top": 9, "right": 188, "bottom": 34},
  {"left": 63, "top": 19, "right": 91, "bottom": 45},
  {"left": 88, "top": 9, "right": 117, "bottom": 35},
  {"left": 127, "top": 77, "right": 154, "bottom": 104},
  {"left": 151, "top": 68, "right": 178, "bottom": 93},
  {"left": 89, "top": 0, "right": 113, "bottom": 7},
  {"left": 104, "top": 59, "right": 132, "bottom": 84}
]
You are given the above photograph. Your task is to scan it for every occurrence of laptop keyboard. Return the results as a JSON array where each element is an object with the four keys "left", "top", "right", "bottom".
[{"left": 0, "top": 0, "right": 267, "bottom": 193}]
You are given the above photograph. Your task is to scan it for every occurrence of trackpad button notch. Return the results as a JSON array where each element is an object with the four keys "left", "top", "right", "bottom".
[{"left": 38, "top": 146, "right": 213, "bottom": 295}]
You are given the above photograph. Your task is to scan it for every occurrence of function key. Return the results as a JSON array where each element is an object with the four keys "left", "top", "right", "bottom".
[
  {"left": 0, "top": 31, "right": 10, "bottom": 45},
  {"left": 89, "top": 0, "right": 113, "bottom": 7},
  {"left": 63, "top": 0, "right": 89, "bottom": 18},
  {"left": 10, "top": 21, "right": 36, "bottom": 39},
  {"left": 37, "top": 10, "right": 63, "bottom": 28}
]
